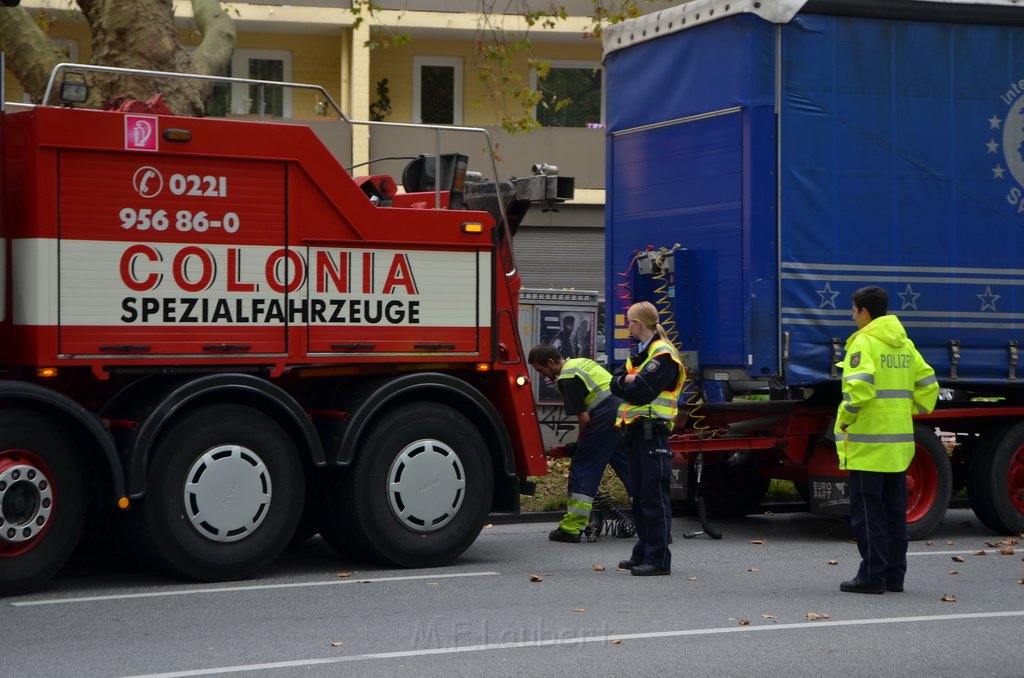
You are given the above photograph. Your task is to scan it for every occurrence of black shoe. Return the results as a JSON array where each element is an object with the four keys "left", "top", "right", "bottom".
[
  {"left": 886, "top": 582, "right": 904, "bottom": 593},
  {"left": 617, "top": 559, "right": 639, "bottom": 570},
  {"left": 840, "top": 578, "right": 885, "bottom": 594},
  {"left": 631, "top": 564, "right": 670, "bottom": 576},
  {"left": 549, "top": 528, "right": 581, "bottom": 543}
]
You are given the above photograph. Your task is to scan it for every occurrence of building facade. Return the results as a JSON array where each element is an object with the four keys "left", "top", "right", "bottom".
[{"left": 3, "top": 0, "right": 643, "bottom": 292}]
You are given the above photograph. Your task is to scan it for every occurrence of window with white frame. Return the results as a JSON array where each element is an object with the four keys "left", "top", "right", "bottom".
[
  {"left": 204, "top": 48, "right": 293, "bottom": 118},
  {"left": 532, "top": 60, "right": 604, "bottom": 128},
  {"left": 413, "top": 56, "right": 462, "bottom": 125}
]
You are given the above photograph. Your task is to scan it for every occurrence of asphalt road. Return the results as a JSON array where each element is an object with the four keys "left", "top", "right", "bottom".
[{"left": 3, "top": 508, "right": 1023, "bottom": 678}]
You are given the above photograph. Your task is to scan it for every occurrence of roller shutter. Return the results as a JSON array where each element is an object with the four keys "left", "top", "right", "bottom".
[{"left": 513, "top": 226, "right": 604, "bottom": 294}]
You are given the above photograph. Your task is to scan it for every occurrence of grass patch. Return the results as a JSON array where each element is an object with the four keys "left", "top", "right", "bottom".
[
  {"left": 764, "top": 478, "right": 803, "bottom": 502},
  {"left": 523, "top": 462, "right": 804, "bottom": 511},
  {"left": 520, "top": 457, "right": 631, "bottom": 512}
]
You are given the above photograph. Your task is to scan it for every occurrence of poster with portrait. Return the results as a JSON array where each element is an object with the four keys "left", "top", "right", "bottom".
[{"left": 533, "top": 307, "right": 597, "bottom": 404}]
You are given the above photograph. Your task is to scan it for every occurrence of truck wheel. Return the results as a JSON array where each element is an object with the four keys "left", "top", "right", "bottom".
[
  {"left": 322, "top": 403, "right": 493, "bottom": 567},
  {"left": 0, "top": 410, "right": 84, "bottom": 595},
  {"left": 906, "top": 425, "right": 952, "bottom": 540},
  {"left": 698, "top": 457, "right": 771, "bottom": 518},
  {"left": 139, "top": 405, "right": 304, "bottom": 581},
  {"left": 966, "top": 422, "right": 1024, "bottom": 534}
]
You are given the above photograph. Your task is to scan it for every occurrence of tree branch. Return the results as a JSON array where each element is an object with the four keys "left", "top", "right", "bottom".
[
  {"left": 0, "top": 7, "right": 66, "bottom": 103},
  {"left": 191, "top": 0, "right": 235, "bottom": 76}
]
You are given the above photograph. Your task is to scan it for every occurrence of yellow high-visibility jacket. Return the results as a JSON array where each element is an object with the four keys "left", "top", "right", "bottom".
[
  {"left": 557, "top": 358, "right": 613, "bottom": 411},
  {"left": 616, "top": 338, "right": 685, "bottom": 427},
  {"left": 834, "top": 314, "right": 939, "bottom": 472}
]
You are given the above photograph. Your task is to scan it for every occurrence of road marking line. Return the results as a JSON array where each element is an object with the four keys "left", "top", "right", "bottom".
[
  {"left": 120, "top": 609, "right": 1024, "bottom": 678},
  {"left": 907, "top": 549, "right": 1012, "bottom": 557},
  {"left": 9, "top": 571, "right": 500, "bottom": 607}
]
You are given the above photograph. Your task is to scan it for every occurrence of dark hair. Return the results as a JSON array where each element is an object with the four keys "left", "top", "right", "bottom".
[
  {"left": 528, "top": 343, "right": 561, "bottom": 366},
  {"left": 562, "top": 314, "right": 575, "bottom": 328},
  {"left": 852, "top": 285, "right": 888, "bottom": 319}
]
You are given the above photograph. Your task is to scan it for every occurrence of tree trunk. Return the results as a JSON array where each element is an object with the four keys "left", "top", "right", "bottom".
[{"left": 0, "top": 0, "right": 235, "bottom": 115}]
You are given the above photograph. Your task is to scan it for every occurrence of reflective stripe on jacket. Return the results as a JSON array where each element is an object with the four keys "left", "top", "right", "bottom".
[
  {"left": 557, "top": 358, "right": 612, "bottom": 411},
  {"left": 834, "top": 314, "right": 939, "bottom": 472},
  {"left": 616, "top": 338, "right": 686, "bottom": 427}
]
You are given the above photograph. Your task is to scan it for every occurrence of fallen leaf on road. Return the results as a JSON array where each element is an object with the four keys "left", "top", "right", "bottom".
[
  {"left": 949, "top": 570, "right": 958, "bottom": 575},
  {"left": 739, "top": 619, "right": 750, "bottom": 626},
  {"left": 573, "top": 608, "right": 586, "bottom": 613},
  {"left": 612, "top": 640, "right": 622, "bottom": 645},
  {"left": 941, "top": 594, "right": 957, "bottom": 602},
  {"left": 687, "top": 576, "right": 698, "bottom": 581},
  {"left": 926, "top": 541, "right": 934, "bottom": 546},
  {"left": 749, "top": 539, "right": 766, "bottom": 545},
  {"left": 974, "top": 550, "right": 987, "bottom": 556},
  {"left": 427, "top": 582, "right": 439, "bottom": 586},
  {"left": 951, "top": 555, "right": 965, "bottom": 563},
  {"left": 747, "top": 567, "right": 760, "bottom": 572},
  {"left": 592, "top": 564, "right": 606, "bottom": 572},
  {"left": 761, "top": 614, "right": 777, "bottom": 622},
  {"left": 946, "top": 540, "right": 955, "bottom": 545},
  {"left": 336, "top": 572, "right": 351, "bottom": 578},
  {"left": 999, "top": 547, "right": 1015, "bottom": 556},
  {"left": 827, "top": 560, "right": 839, "bottom": 566},
  {"left": 985, "top": 540, "right": 998, "bottom": 548},
  {"left": 530, "top": 575, "right": 543, "bottom": 583},
  {"left": 330, "top": 641, "right": 344, "bottom": 647},
  {"left": 484, "top": 523, "right": 493, "bottom": 529},
  {"left": 1018, "top": 577, "right": 1024, "bottom": 585},
  {"left": 805, "top": 611, "right": 830, "bottom": 621}
]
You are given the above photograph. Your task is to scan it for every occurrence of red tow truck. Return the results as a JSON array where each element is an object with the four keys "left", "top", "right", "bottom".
[{"left": 0, "top": 62, "right": 568, "bottom": 594}]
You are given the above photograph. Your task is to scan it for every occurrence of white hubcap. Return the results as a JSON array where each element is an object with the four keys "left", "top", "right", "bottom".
[
  {"left": 387, "top": 439, "right": 465, "bottom": 532},
  {"left": 184, "top": 445, "right": 271, "bottom": 542}
]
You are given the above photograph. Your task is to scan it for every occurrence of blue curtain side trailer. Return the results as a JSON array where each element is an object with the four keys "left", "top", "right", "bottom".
[{"left": 603, "top": 0, "right": 1024, "bottom": 536}]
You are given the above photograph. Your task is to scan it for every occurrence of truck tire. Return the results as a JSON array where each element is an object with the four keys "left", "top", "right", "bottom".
[
  {"left": 906, "top": 424, "right": 952, "bottom": 540},
  {"left": 0, "top": 410, "right": 84, "bottom": 596},
  {"left": 966, "top": 422, "right": 1024, "bottom": 535},
  {"left": 139, "top": 405, "right": 304, "bottom": 581},
  {"left": 698, "top": 457, "right": 771, "bottom": 519},
  {"left": 321, "top": 402, "right": 493, "bottom": 567}
]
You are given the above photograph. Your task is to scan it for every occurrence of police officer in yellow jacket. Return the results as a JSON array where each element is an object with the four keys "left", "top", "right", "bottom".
[
  {"left": 835, "top": 286, "right": 939, "bottom": 594},
  {"left": 528, "top": 345, "right": 631, "bottom": 543},
  {"left": 610, "top": 301, "right": 685, "bottom": 576}
]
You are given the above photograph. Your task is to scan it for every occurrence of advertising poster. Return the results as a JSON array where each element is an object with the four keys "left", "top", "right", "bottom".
[{"left": 534, "top": 307, "right": 596, "bottom": 404}]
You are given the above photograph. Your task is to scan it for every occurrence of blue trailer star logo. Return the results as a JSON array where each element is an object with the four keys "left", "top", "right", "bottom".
[
  {"left": 817, "top": 281, "right": 840, "bottom": 309},
  {"left": 978, "top": 285, "right": 1000, "bottom": 312},
  {"left": 989, "top": 86, "right": 1024, "bottom": 213},
  {"left": 897, "top": 284, "right": 920, "bottom": 311}
]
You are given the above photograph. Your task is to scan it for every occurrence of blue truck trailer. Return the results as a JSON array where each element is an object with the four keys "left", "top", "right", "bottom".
[{"left": 603, "top": 0, "right": 1024, "bottom": 537}]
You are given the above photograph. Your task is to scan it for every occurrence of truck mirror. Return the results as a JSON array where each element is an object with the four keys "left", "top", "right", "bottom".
[{"left": 402, "top": 153, "right": 469, "bottom": 208}]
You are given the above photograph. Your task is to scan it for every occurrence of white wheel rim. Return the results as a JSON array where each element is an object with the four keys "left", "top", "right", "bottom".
[
  {"left": 183, "top": 444, "right": 271, "bottom": 543},
  {"left": 0, "top": 462, "right": 53, "bottom": 543},
  {"left": 387, "top": 439, "right": 465, "bottom": 532}
]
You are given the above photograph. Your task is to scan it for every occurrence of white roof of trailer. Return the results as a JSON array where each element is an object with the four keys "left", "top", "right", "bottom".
[{"left": 603, "top": 0, "right": 1024, "bottom": 56}]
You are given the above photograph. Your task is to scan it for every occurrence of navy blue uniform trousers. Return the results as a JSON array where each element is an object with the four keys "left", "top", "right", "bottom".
[
  {"left": 568, "top": 398, "right": 631, "bottom": 500},
  {"left": 849, "top": 469, "right": 908, "bottom": 586},
  {"left": 625, "top": 423, "right": 672, "bottom": 570}
]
